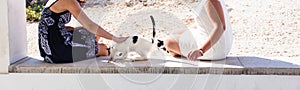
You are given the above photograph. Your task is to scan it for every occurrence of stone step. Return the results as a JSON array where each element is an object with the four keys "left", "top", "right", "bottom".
[{"left": 9, "top": 56, "right": 300, "bottom": 75}]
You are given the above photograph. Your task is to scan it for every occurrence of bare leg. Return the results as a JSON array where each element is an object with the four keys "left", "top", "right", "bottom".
[
  {"left": 96, "top": 35, "right": 109, "bottom": 56},
  {"left": 97, "top": 43, "right": 109, "bottom": 56},
  {"left": 164, "top": 37, "right": 182, "bottom": 57},
  {"left": 169, "top": 51, "right": 182, "bottom": 57}
]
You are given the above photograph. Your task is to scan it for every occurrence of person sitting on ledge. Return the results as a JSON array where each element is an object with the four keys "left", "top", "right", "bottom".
[
  {"left": 164, "top": 0, "right": 233, "bottom": 61},
  {"left": 38, "top": 0, "right": 128, "bottom": 63}
]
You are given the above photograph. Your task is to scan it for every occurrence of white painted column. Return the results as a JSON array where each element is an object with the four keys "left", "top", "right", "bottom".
[
  {"left": 8, "top": 0, "right": 27, "bottom": 63},
  {"left": 0, "top": 0, "right": 10, "bottom": 74},
  {"left": 0, "top": 0, "right": 27, "bottom": 74}
]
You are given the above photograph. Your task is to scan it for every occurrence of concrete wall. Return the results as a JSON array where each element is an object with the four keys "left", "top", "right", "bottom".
[
  {"left": 1, "top": 74, "right": 300, "bottom": 90},
  {"left": 8, "top": 0, "right": 27, "bottom": 63},
  {"left": 0, "top": 0, "right": 9, "bottom": 74},
  {"left": 0, "top": 0, "right": 27, "bottom": 73}
]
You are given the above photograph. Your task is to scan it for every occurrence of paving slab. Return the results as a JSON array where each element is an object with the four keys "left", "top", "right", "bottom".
[
  {"left": 238, "top": 56, "right": 300, "bottom": 68},
  {"left": 238, "top": 56, "right": 300, "bottom": 75}
]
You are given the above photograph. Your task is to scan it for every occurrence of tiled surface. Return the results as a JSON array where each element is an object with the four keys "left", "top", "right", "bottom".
[
  {"left": 9, "top": 56, "right": 300, "bottom": 75},
  {"left": 238, "top": 56, "right": 300, "bottom": 68},
  {"left": 238, "top": 56, "right": 300, "bottom": 75}
]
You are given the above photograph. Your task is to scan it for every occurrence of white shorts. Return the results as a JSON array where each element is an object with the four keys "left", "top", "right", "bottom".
[{"left": 177, "top": 26, "right": 233, "bottom": 60}]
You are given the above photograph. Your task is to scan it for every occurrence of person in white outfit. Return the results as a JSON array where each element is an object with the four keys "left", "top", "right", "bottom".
[{"left": 164, "top": 0, "right": 233, "bottom": 60}]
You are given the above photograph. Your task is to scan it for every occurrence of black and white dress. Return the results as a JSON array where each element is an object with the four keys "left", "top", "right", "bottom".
[{"left": 38, "top": 1, "right": 98, "bottom": 63}]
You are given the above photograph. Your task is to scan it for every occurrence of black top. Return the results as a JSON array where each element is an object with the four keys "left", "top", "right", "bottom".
[{"left": 38, "top": 0, "right": 98, "bottom": 63}]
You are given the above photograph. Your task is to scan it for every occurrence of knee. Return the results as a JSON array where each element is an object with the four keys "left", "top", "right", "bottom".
[
  {"left": 164, "top": 38, "right": 177, "bottom": 49},
  {"left": 98, "top": 43, "right": 109, "bottom": 56}
]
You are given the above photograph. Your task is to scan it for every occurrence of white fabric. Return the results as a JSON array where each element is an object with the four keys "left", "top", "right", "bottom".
[{"left": 178, "top": 0, "right": 233, "bottom": 60}]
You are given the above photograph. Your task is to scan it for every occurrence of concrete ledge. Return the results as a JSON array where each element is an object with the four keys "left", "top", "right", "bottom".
[{"left": 9, "top": 56, "right": 300, "bottom": 75}]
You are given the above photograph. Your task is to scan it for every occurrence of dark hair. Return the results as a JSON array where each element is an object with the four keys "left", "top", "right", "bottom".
[
  {"left": 77, "top": 0, "right": 86, "bottom": 7},
  {"left": 77, "top": 0, "right": 86, "bottom": 3}
]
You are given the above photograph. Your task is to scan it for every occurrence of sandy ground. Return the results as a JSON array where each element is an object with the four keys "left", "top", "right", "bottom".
[{"left": 27, "top": 0, "right": 300, "bottom": 57}]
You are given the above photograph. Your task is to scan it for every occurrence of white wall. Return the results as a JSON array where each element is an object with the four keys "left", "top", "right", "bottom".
[
  {"left": 8, "top": 0, "right": 27, "bottom": 63},
  {"left": 0, "top": 0, "right": 27, "bottom": 73},
  {"left": 1, "top": 74, "right": 300, "bottom": 90},
  {"left": 0, "top": 0, "right": 9, "bottom": 74}
]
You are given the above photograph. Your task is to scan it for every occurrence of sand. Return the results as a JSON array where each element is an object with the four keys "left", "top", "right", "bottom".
[{"left": 26, "top": 0, "right": 300, "bottom": 57}]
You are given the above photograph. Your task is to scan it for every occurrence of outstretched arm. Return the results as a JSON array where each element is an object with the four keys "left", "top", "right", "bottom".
[
  {"left": 188, "top": 0, "right": 227, "bottom": 60},
  {"left": 62, "top": 0, "right": 127, "bottom": 43}
]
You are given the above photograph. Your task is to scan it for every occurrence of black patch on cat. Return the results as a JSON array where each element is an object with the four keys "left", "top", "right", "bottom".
[
  {"left": 118, "top": 53, "right": 123, "bottom": 56},
  {"left": 162, "top": 47, "right": 167, "bottom": 51},
  {"left": 152, "top": 39, "right": 154, "bottom": 43},
  {"left": 157, "top": 40, "right": 164, "bottom": 47},
  {"left": 132, "top": 36, "right": 138, "bottom": 44},
  {"left": 107, "top": 47, "right": 111, "bottom": 55},
  {"left": 161, "top": 47, "right": 169, "bottom": 53}
]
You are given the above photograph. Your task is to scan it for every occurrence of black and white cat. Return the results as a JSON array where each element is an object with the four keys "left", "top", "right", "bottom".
[{"left": 108, "top": 16, "right": 168, "bottom": 62}]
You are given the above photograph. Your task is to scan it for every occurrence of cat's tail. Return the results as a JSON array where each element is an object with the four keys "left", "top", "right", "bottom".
[
  {"left": 150, "top": 15, "right": 156, "bottom": 43},
  {"left": 150, "top": 15, "right": 169, "bottom": 53}
]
